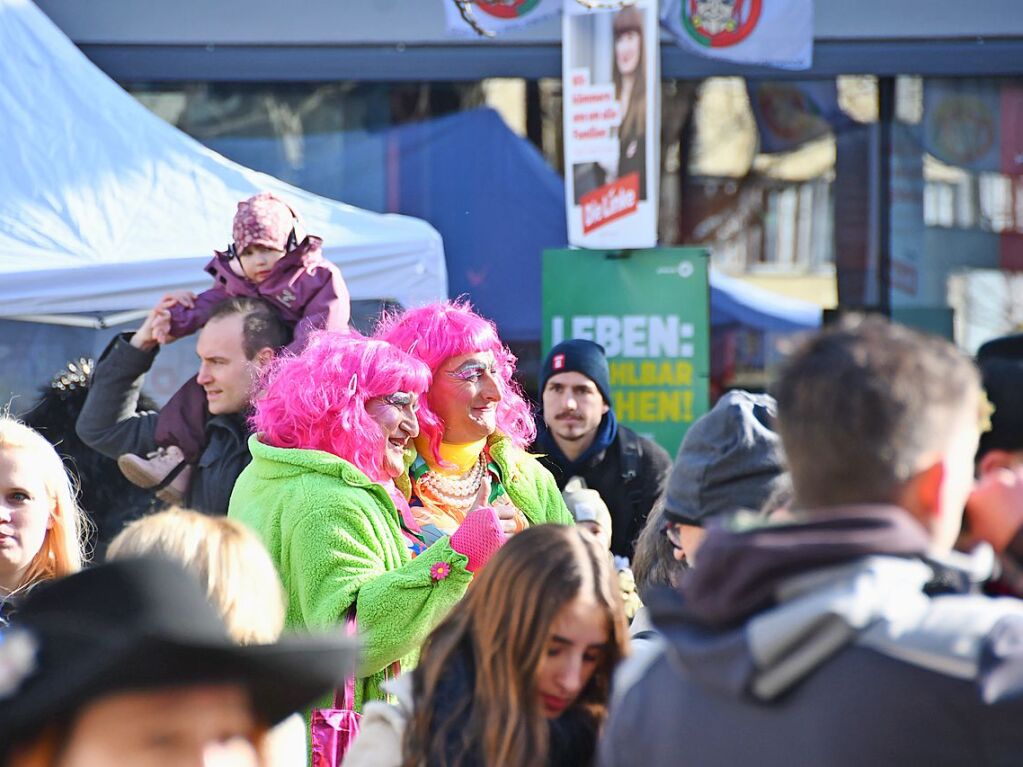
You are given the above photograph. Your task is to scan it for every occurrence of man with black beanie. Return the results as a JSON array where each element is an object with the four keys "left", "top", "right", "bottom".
[{"left": 533, "top": 339, "right": 671, "bottom": 559}]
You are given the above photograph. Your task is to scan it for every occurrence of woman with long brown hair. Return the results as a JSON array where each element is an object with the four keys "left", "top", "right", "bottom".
[
  {"left": 343, "top": 524, "right": 629, "bottom": 767},
  {"left": 612, "top": 5, "right": 647, "bottom": 200}
]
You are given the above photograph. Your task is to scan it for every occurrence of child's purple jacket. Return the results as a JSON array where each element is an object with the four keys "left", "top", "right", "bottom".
[{"left": 167, "top": 235, "right": 350, "bottom": 353}]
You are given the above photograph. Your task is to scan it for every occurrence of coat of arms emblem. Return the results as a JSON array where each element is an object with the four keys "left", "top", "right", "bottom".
[{"left": 683, "top": 0, "right": 761, "bottom": 47}]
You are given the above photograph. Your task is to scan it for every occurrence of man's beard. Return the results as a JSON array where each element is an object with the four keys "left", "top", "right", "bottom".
[{"left": 551, "top": 415, "right": 593, "bottom": 442}]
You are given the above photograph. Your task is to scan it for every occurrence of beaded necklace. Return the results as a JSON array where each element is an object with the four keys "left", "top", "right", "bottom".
[{"left": 415, "top": 453, "right": 487, "bottom": 514}]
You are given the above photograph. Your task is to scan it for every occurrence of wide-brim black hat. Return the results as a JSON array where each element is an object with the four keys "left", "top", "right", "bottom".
[{"left": 0, "top": 557, "right": 356, "bottom": 753}]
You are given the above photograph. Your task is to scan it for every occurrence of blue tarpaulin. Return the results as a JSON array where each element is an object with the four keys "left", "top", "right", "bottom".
[{"left": 207, "top": 107, "right": 820, "bottom": 339}]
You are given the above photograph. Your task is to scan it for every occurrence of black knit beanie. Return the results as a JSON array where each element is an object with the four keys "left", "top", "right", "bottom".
[{"left": 540, "top": 339, "right": 612, "bottom": 404}]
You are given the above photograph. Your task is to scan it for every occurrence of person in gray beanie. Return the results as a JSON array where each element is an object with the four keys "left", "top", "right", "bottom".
[{"left": 660, "top": 389, "right": 787, "bottom": 565}]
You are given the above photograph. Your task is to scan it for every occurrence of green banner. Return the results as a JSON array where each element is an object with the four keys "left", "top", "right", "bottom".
[{"left": 542, "top": 247, "right": 710, "bottom": 456}]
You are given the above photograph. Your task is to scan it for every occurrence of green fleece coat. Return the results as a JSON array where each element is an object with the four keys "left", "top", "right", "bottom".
[
  {"left": 228, "top": 436, "right": 473, "bottom": 711},
  {"left": 396, "top": 434, "right": 575, "bottom": 526}
]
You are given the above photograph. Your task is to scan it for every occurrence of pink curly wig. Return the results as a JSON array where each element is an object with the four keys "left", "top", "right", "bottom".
[
  {"left": 374, "top": 300, "right": 535, "bottom": 463},
  {"left": 252, "top": 331, "right": 431, "bottom": 482}
]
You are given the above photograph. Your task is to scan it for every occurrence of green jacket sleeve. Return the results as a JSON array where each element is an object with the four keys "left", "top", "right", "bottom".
[
  {"left": 282, "top": 485, "right": 471, "bottom": 678},
  {"left": 355, "top": 537, "right": 471, "bottom": 675}
]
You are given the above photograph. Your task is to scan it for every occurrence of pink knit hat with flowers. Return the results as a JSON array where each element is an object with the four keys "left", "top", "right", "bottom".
[{"left": 232, "top": 192, "right": 296, "bottom": 254}]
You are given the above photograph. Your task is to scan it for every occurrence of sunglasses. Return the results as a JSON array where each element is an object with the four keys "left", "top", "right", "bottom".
[
  {"left": 661, "top": 517, "right": 706, "bottom": 552},
  {"left": 660, "top": 519, "right": 686, "bottom": 550}
]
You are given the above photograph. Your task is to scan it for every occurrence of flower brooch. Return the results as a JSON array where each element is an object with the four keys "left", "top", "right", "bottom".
[{"left": 430, "top": 562, "right": 451, "bottom": 582}]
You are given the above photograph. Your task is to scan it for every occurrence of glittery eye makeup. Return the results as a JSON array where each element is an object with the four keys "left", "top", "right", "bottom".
[
  {"left": 446, "top": 359, "right": 498, "bottom": 383},
  {"left": 383, "top": 392, "right": 419, "bottom": 412}
]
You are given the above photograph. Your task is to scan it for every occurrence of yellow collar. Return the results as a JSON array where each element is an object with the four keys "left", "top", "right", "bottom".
[{"left": 414, "top": 436, "right": 487, "bottom": 475}]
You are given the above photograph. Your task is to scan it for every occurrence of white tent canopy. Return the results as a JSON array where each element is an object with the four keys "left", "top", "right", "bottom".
[{"left": 0, "top": 0, "right": 447, "bottom": 325}]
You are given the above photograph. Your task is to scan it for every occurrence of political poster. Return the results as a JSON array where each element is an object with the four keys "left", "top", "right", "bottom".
[
  {"left": 562, "top": 1, "right": 660, "bottom": 249},
  {"left": 542, "top": 247, "right": 710, "bottom": 455},
  {"left": 660, "top": 0, "right": 813, "bottom": 71},
  {"left": 444, "top": 0, "right": 561, "bottom": 37}
]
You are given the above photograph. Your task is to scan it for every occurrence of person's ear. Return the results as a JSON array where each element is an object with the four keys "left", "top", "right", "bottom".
[
  {"left": 602, "top": 400, "right": 610, "bottom": 415},
  {"left": 978, "top": 449, "right": 1021, "bottom": 478},
  {"left": 253, "top": 347, "right": 275, "bottom": 369},
  {"left": 913, "top": 460, "right": 947, "bottom": 520}
]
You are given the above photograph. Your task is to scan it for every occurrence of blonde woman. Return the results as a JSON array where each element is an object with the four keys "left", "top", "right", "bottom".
[
  {"left": 0, "top": 416, "right": 88, "bottom": 625},
  {"left": 107, "top": 508, "right": 299, "bottom": 765}
]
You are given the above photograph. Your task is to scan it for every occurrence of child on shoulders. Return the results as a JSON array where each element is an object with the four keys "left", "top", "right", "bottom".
[{"left": 118, "top": 192, "right": 351, "bottom": 503}]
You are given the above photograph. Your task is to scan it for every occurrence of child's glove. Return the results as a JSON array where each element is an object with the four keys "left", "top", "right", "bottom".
[{"left": 449, "top": 506, "right": 507, "bottom": 573}]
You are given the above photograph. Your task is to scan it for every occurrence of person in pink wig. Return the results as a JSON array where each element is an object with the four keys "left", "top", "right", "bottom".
[
  {"left": 228, "top": 331, "right": 505, "bottom": 711},
  {"left": 375, "top": 300, "right": 573, "bottom": 543}
]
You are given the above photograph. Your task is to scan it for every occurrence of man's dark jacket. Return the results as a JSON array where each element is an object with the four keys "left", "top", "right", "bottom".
[
  {"left": 600, "top": 506, "right": 1023, "bottom": 767},
  {"left": 534, "top": 418, "right": 671, "bottom": 558},
  {"left": 75, "top": 334, "right": 250, "bottom": 516}
]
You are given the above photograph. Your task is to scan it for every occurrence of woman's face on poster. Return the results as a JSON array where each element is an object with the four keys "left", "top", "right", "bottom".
[{"left": 614, "top": 28, "right": 642, "bottom": 77}]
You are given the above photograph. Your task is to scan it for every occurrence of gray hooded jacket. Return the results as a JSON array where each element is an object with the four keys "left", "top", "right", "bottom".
[{"left": 600, "top": 506, "right": 1023, "bottom": 767}]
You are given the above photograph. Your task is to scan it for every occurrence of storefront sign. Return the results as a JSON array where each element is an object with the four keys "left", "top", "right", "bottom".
[
  {"left": 542, "top": 247, "right": 710, "bottom": 454},
  {"left": 562, "top": 1, "right": 659, "bottom": 249}
]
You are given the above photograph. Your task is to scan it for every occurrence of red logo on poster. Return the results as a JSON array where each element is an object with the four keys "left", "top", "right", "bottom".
[
  {"left": 580, "top": 173, "right": 640, "bottom": 234},
  {"left": 552, "top": 354, "right": 566, "bottom": 370}
]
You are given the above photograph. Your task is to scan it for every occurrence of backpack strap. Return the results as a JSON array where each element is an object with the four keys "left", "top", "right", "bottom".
[
  {"left": 618, "top": 429, "right": 645, "bottom": 513},
  {"left": 619, "top": 427, "right": 641, "bottom": 484}
]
